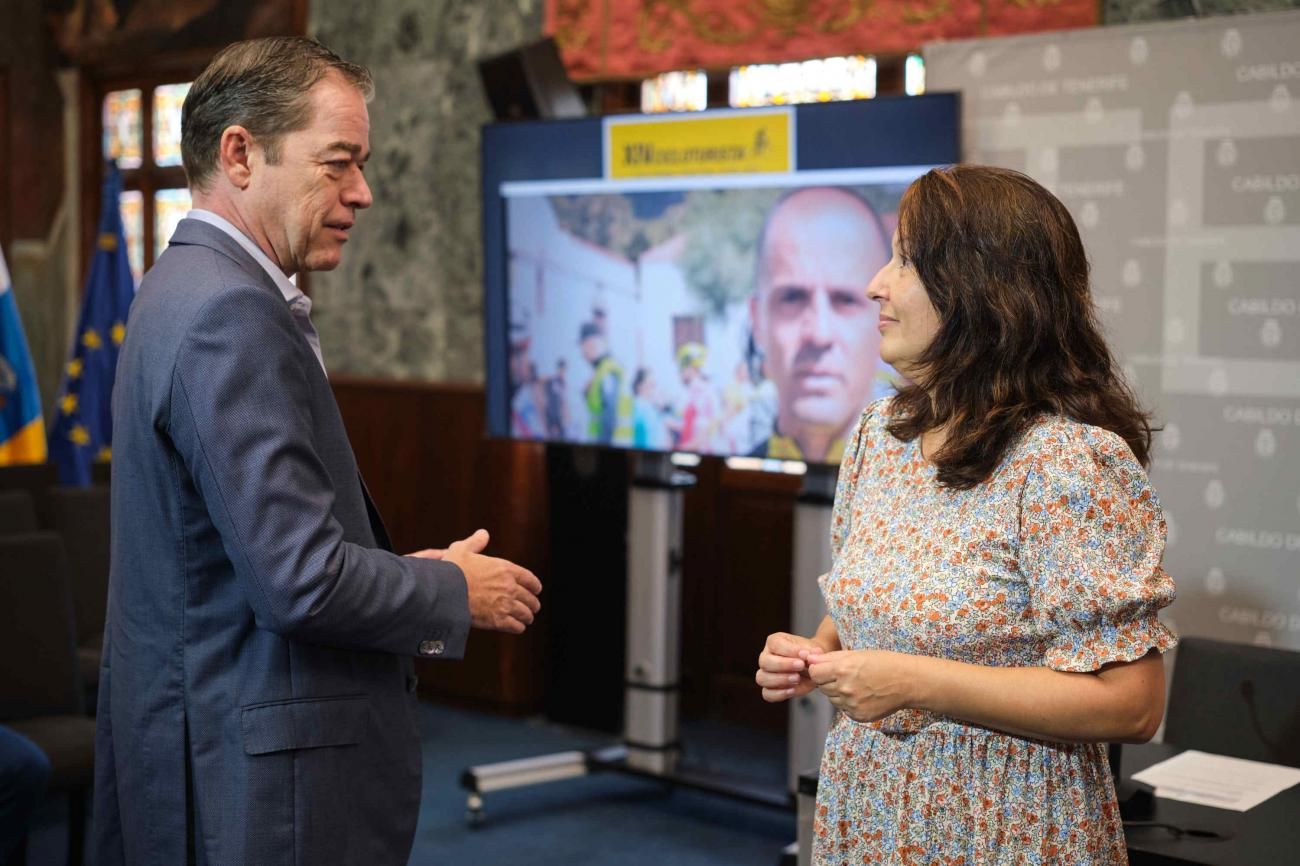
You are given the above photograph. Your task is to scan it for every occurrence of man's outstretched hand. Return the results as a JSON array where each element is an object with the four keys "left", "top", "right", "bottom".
[{"left": 412, "top": 529, "right": 541, "bottom": 634}]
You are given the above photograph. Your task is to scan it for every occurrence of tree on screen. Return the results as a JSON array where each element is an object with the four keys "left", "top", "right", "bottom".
[{"left": 679, "top": 188, "right": 782, "bottom": 318}]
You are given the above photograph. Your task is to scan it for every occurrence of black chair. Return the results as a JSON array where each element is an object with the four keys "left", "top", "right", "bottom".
[
  {"left": 0, "top": 533, "right": 97, "bottom": 866},
  {"left": 90, "top": 460, "right": 110, "bottom": 487},
  {"left": 0, "top": 490, "right": 39, "bottom": 535},
  {"left": 0, "top": 464, "right": 57, "bottom": 527},
  {"left": 1165, "top": 636, "right": 1300, "bottom": 768},
  {"left": 45, "top": 486, "right": 111, "bottom": 709}
]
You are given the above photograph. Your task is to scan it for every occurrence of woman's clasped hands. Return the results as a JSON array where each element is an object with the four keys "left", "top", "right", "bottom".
[{"left": 757, "top": 631, "right": 920, "bottom": 723}]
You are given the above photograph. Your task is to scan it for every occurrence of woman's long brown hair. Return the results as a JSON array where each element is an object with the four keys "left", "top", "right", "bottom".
[{"left": 887, "top": 165, "right": 1153, "bottom": 489}]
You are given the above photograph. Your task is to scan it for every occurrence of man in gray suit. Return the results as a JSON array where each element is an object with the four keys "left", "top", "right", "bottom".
[{"left": 92, "top": 37, "right": 542, "bottom": 865}]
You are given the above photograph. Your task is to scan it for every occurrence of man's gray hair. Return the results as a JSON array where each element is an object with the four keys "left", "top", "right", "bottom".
[{"left": 182, "top": 36, "right": 373, "bottom": 192}]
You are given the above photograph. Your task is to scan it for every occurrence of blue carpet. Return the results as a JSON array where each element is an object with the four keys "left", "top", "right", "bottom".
[
  {"left": 409, "top": 704, "right": 795, "bottom": 865},
  {"left": 23, "top": 704, "right": 796, "bottom": 865}
]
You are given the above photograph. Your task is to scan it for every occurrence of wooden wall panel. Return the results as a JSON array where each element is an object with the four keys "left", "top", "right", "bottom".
[
  {"left": 331, "top": 376, "right": 550, "bottom": 714},
  {"left": 332, "top": 376, "right": 801, "bottom": 731},
  {"left": 681, "top": 462, "right": 799, "bottom": 732},
  {"left": 2, "top": 1, "right": 64, "bottom": 244},
  {"left": 0, "top": 66, "right": 8, "bottom": 254}
]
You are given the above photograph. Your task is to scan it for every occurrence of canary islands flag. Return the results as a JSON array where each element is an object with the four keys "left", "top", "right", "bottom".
[
  {"left": 48, "top": 162, "right": 135, "bottom": 485},
  {"left": 0, "top": 246, "right": 47, "bottom": 464}
]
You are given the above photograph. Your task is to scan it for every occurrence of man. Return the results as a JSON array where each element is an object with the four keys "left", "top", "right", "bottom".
[
  {"left": 748, "top": 187, "right": 892, "bottom": 463},
  {"left": 0, "top": 726, "right": 49, "bottom": 862},
  {"left": 93, "top": 37, "right": 541, "bottom": 865},
  {"left": 579, "top": 321, "right": 630, "bottom": 445},
  {"left": 544, "top": 357, "right": 569, "bottom": 439}
]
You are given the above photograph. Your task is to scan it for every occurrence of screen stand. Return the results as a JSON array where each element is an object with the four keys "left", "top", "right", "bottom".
[
  {"left": 787, "top": 465, "right": 837, "bottom": 794},
  {"left": 460, "top": 452, "right": 790, "bottom": 825}
]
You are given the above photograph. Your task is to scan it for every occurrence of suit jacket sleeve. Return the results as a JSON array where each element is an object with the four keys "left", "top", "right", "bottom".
[{"left": 166, "top": 283, "right": 470, "bottom": 658}]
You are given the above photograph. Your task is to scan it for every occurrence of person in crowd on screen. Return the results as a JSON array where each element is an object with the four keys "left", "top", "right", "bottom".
[
  {"left": 579, "top": 321, "right": 631, "bottom": 445},
  {"left": 756, "top": 165, "right": 1176, "bottom": 865},
  {"left": 511, "top": 361, "right": 546, "bottom": 439},
  {"left": 749, "top": 186, "right": 894, "bottom": 464},
  {"left": 508, "top": 314, "right": 532, "bottom": 405},
  {"left": 675, "top": 342, "right": 721, "bottom": 453},
  {"left": 544, "top": 358, "right": 570, "bottom": 439},
  {"left": 0, "top": 725, "right": 49, "bottom": 862},
  {"left": 93, "top": 37, "right": 542, "bottom": 866},
  {"left": 631, "top": 367, "right": 673, "bottom": 451},
  {"left": 721, "top": 358, "right": 756, "bottom": 453}
]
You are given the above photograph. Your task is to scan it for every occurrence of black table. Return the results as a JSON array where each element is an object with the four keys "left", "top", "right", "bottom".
[{"left": 1121, "top": 742, "right": 1300, "bottom": 866}]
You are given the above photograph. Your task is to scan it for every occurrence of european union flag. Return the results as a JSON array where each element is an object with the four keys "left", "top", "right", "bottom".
[
  {"left": 48, "top": 162, "right": 135, "bottom": 485},
  {"left": 0, "top": 245, "right": 47, "bottom": 464}
]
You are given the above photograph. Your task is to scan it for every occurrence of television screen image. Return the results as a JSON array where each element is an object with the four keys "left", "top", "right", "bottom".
[
  {"left": 483, "top": 97, "right": 960, "bottom": 464},
  {"left": 503, "top": 175, "right": 922, "bottom": 462}
]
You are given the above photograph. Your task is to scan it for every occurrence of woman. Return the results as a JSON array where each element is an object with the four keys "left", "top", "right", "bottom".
[{"left": 756, "top": 165, "right": 1176, "bottom": 865}]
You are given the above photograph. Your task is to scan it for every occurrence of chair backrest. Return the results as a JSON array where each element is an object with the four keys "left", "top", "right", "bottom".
[
  {"left": 0, "top": 489, "right": 39, "bottom": 535},
  {"left": 0, "top": 532, "right": 83, "bottom": 721},
  {"left": 0, "top": 463, "right": 57, "bottom": 525},
  {"left": 1165, "top": 636, "right": 1300, "bottom": 768},
  {"left": 46, "top": 485, "right": 111, "bottom": 645}
]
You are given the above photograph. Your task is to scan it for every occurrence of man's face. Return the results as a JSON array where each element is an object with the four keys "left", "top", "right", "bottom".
[
  {"left": 247, "top": 73, "right": 372, "bottom": 276},
  {"left": 580, "top": 335, "right": 603, "bottom": 363},
  {"left": 750, "top": 189, "right": 888, "bottom": 439}
]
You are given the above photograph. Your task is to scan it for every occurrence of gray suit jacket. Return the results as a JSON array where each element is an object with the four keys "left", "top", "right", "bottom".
[{"left": 92, "top": 218, "right": 471, "bottom": 865}]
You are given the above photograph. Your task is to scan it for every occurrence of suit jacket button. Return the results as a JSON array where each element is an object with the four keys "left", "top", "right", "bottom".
[
  {"left": 406, "top": 674, "right": 419, "bottom": 693},
  {"left": 418, "top": 639, "right": 445, "bottom": 656}
]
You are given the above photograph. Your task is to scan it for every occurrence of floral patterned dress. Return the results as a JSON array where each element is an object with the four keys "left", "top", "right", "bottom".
[{"left": 815, "top": 400, "right": 1177, "bottom": 866}]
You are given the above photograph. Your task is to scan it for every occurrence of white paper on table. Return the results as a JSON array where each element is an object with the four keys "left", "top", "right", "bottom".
[{"left": 1130, "top": 749, "right": 1300, "bottom": 811}]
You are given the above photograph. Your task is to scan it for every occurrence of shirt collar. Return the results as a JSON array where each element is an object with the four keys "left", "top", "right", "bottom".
[{"left": 185, "top": 209, "right": 310, "bottom": 315}]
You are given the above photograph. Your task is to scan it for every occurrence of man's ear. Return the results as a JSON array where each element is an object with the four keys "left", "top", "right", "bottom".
[{"left": 217, "top": 125, "right": 256, "bottom": 190}]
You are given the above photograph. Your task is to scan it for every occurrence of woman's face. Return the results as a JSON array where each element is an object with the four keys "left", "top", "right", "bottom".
[{"left": 866, "top": 230, "right": 941, "bottom": 383}]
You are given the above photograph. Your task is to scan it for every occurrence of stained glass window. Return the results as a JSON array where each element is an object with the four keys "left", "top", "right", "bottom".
[
  {"left": 905, "top": 54, "right": 926, "bottom": 96},
  {"left": 119, "top": 190, "right": 144, "bottom": 286},
  {"left": 98, "top": 80, "right": 193, "bottom": 280},
  {"left": 729, "top": 56, "right": 876, "bottom": 108},
  {"left": 641, "top": 70, "right": 708, "bottom": 113},
  {"left": 154, "top": 188, "right": 192, "bottom": 260},
  {"left": 103, "top": 89, "right": 143, "bottom": 170},
  {"left": 153, "top": 83, "right": 191, "bottom": 167}
]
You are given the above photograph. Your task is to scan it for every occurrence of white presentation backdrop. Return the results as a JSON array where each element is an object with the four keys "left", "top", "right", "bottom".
[{"left": 927, "top": 10, "right": 1300, "bottom": 651}]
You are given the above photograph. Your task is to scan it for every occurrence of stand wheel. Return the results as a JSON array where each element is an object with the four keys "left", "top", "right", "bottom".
[{"left": 466, "top": 792, "right": 485, "bottom": 828}]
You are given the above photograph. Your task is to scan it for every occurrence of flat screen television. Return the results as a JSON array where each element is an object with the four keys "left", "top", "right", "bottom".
[{"left": 483, "top": 95, "right": 960, "bottom": 465}]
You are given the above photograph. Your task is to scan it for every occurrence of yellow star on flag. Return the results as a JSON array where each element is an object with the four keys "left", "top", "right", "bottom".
[
  {"left": 82, "top": 329, "right": 103, "bottom": 350},
  {"left": 60, "top": 393, "right": 79, "bottom": 415},
  {"left": 70, "top": 425, "right": 91, "bottom": 446},
  {"left": 111, "top": 321, "right": 126, "bottom": 346},
  {"left": 67, "top": 358, "right": 83, "bottom": 379},
  {"left": 96, "top": 446, "right": 113, "bottom": 463}
]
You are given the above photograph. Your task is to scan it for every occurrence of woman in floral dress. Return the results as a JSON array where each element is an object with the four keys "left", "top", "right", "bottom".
[{"left": 756, "top": 165, "right": 1176, "bottom": 865}]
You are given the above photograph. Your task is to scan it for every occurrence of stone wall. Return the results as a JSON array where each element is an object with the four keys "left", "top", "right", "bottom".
[{"left": 308, "top": 1, "right": 544, "bottom": 382}]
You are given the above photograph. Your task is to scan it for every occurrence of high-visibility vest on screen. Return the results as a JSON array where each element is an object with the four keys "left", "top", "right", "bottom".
[{"left": 584, "top": 355, "right": 632, "bottom": 445}]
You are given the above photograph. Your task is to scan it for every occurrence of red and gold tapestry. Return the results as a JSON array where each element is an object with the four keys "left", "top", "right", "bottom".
[{"left": 546, "top": 0, "right": 1098, "bottom": 81}]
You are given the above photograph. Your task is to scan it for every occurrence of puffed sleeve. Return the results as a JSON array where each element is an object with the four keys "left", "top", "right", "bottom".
[
  {"left": 830, "top": 399, "right": 885, "bottom": 562},
  {"left": 1018, "top": 424, "right": 1177, "bottom": 672}
]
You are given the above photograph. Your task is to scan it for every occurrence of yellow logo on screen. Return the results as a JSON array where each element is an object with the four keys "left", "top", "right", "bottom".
[{"left": 607, "top": 111, "right": 793, "bottom": 178}]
